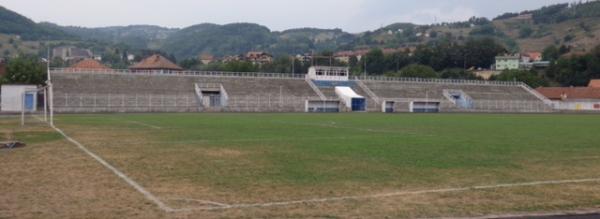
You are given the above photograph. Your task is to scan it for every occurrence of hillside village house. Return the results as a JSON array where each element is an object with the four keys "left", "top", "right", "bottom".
[
  {"left": 52, "top": 46, "right": 93, "bottom": 61},
  {"left": 129, "top": 54, "right": 183, "bottom": 72},
  {"left": 495, "top": 55, "right": 520, "bottom": 70},
  {"left": 334, "top": 47, "right": 415, "bottom": 64},
  {"left": 222, "top": 55, "right": 243, "bottom": 63},
  {"left": 495, "top": 53, "right": 549, "bottom": 71},
  {"left": 522, "top": 52, "right": 543, "bottom": 63},
  {"left": 536, "top": 80, "right": 600, "bottom": 111},
  {"left": 295, "top": 54, "right": 312, "bottom": 63},
  {"left": 199, "top": 54, "right": 215, "bottom": 64},
  {"left": 245, "top": 52, "right": 273, "bottom": 65}
]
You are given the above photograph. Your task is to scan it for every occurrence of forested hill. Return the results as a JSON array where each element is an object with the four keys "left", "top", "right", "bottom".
[
  {"left": 3, "top": 1, "right": 600, "bottom": 59},
  {"left": 0, "top": 6, "right": 72, "bottom": 40}
]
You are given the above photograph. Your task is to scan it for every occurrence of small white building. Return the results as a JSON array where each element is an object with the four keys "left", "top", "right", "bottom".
[
  {"left": 307, "top": 66, "right": 350, "bottom": 81},
  {"left": 1, "top": 85, "right": 38, "bottom": 112}
]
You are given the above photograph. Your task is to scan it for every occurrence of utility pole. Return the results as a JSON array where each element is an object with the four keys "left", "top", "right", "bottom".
[
  {"left": 363, "top": 55, "right": 367, "bottom": 78},
  {"left": 291, "top": 56, "right": 295, "bottom": 73}
]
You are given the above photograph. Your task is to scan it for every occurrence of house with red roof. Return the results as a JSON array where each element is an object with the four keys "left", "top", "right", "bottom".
[
  {"left": 589, "top": 79, "right": 600, "bottom": 88},
  {"left": 68, "top": 59, "right": 110, "bottom": 70},
  {"left": 129, "top": 54, "right": 183, "bottom": 72},
  {"left": 536, "top": 80, "right": 600, "bottom": 111}
]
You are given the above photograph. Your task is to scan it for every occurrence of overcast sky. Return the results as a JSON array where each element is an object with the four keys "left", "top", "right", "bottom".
[{"left": 0, "top": 0, "right": 580, "bottom": 32}]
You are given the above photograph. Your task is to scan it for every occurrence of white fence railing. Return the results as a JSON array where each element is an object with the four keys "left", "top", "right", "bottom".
[
  {"left": 350, "top": 75, "right": 524, "bottom": 86},
  {"left": 51, "top": 68, "right": 307, "bottom": 79},
  {"left": 50, "top": 68, "right": 526, "bottom": 86}
]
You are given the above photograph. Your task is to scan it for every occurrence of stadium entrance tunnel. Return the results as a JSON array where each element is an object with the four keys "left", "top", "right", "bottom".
[
  {"left": 443, "top": 90, "right": 473, "bottom": 109},
  {"left": 351, "top": 98, "right": 366, "bottom": 112},
  {"left": 195, "top": 83, "right": 228, "bottom": 111},
  {"left": 335, "top": 86, "right": 367, "bottom": 112},
  {"left": 384, "top": 101, "right": 395, "bottom": 113}
]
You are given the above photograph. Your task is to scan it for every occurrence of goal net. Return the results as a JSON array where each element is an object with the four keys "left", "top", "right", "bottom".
[{"left": 20, "top": 85, "right": 52, "bottom": 127}]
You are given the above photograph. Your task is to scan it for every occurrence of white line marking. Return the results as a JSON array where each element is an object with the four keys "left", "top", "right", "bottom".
[
  {"left": 166, "top": 198, "right": 230, "bottom": 208},
  {"left": 444, "top": 208, "right": 600, "bottom": 219},
  {"left": 50, "top": 124, "right": 174, "bottom": 212},
  {"left": 173, "top": 177, "right": 600, "bottom": 212},
  {"left": 127, "top": 120, "right": 162, "bottom": 130}
]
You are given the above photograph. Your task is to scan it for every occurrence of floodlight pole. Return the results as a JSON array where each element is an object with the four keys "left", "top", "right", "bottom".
[
  {"left": 363, "top": 56, "right": 367, "bottom": 78},
  {"left": 43, "top": 87, "right": 47, "bottom": 122},
  {"left": 47, "top": 46, "right": 54, "bottom": 127}
]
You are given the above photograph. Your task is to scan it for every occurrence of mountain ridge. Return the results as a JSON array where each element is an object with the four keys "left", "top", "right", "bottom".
[{"left": 2, "top": 1, "right": 600, "bottom": 59}]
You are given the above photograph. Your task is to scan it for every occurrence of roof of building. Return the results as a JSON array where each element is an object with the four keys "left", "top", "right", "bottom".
[
  {"left": 246, "top": 51, "right": 272, "bottom": 58},
  {"left": 68, "top": 59, "right": 110, "bottom": 70},
  {"left": 536, "top": 87, "right": 600, "bottom": 100},
  {"left": 199, "top": 54, "right": 214, "bottom": 60},
  {"left": 524, "top": 52, "right": 542, "bottom": 60},
  {"left": 496, "top": 55, "right": 520, "bottom": 60},
  {"left": 589, "top": 79, "right": 600, "bottom": 88},
  {"left": 130, "top": 54, "right": 182, "bottom": 71}
]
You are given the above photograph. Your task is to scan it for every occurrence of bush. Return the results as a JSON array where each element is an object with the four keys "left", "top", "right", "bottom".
[
  {"left": 388, "top": 64, "right": 438, "bottom": 78},
  {"left": 440, "top": 68, "right": 479, "bottom": 80},
  {"left": 491, "top": 69, "right": 549, "bottom": 88},
  {"left": 519, "top": 26, "right": 534, "bottom": 38},
  {"left": 564, "top": 34, "right": 575, "bottom": 42}
]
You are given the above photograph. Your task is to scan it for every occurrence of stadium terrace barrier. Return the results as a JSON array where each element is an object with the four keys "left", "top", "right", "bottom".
[
  {"left": 350, "top": 75, "right": 524, "bottom": 87},
  {"left": 52, "top": 68, "right": 524, "bottom": 86},
  {"left": 51, "top": 68, "right": 307, "bottom": 80}
]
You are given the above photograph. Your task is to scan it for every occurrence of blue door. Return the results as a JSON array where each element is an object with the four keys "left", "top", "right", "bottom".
[
  {"left": 351, "top": 98, "right": 366, "bottom": 112},
  {"left": 25, "top": 93, "right": 35, "bottom": 111}
]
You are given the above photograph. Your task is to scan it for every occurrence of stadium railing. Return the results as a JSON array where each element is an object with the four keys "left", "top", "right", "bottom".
[{"left": 50, "top": 68, "right": 526, "bottom": 86}]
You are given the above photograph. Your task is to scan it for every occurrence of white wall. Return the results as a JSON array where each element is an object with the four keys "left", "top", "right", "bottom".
[
  {"left": 552, "top": 100, "right": 600, "bottom": 111},
  {"left": 1, "top": 85, "right": 38, "bottom": 112}
]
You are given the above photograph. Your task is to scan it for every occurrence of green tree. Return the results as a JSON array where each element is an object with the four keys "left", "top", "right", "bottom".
[
  {"left": 542, "top": 45, "right": 560, "bottom": 62},
  {"left": 519, "top": 26, "right": 534, "bottom": 38},
  {"left": 491, "top": 70, "right": 549, "bottom": 88},
  {"left": 388, "top": 64, "right": 438, "bottom": 78},
  {"left": 1, "top": 55, "right": 47, "bottom": 85},
  {"left": 365, "top": 49, "right": 385, "bottom": 75},
  {"left": 463, "top": 37, "right": 506, "bottom": 69},
  {"left": 440, "top": 68, "right": 480, "bottom": 79},
  {"left": 179, "top": 58, "right": 201, "bottom": 70},
  {"left": 222, "top": 61, "right": 258, "bottom": 72}
]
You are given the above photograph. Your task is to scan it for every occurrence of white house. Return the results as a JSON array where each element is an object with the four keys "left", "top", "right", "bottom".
[{"left": 1, "top": 85, "right": 38, "bottom": 112}]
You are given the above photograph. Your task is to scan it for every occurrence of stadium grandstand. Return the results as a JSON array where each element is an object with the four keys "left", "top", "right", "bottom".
[{"left": 48, "top": 55, "right": 554, "bottom": 113}]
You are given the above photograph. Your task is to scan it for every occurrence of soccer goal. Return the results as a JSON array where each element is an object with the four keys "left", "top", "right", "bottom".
[{"left": 20, "top": 85, "right": 52, "bottom": 127}]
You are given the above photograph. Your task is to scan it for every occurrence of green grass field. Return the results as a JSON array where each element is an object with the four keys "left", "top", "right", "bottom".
[{"left": 4, "top": 113, "right": 600, "bottom": 218}]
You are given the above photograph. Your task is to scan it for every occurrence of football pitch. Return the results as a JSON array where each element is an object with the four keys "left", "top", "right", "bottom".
[{"left": 2, "top": 113, "right": 600, "bottom": 218}]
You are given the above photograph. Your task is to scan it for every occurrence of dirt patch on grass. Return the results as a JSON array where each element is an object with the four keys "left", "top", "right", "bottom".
[
  {"left": 0, "top": 119, "right": 166, "bottom": 219},
  {"left": 203, "top": 148, "right": 244, "bottom": 158}
]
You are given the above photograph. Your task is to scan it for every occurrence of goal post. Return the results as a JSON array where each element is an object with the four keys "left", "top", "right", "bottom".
[{"left": 20, "top": 85, "right": 51, "bottom": 127}]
